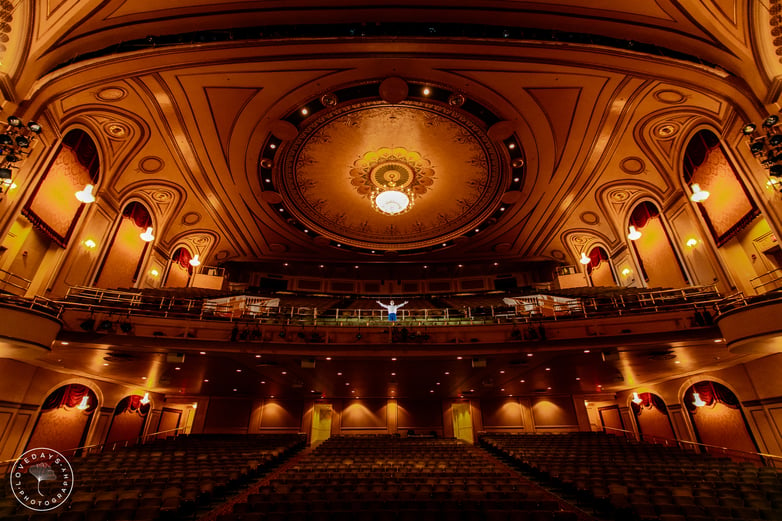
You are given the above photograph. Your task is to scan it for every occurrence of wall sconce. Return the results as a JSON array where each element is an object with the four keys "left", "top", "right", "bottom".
[
  {"left": 140, "top": 392, "right": 150, "bottom": 405},
  {"left": 686, "top": 238, "right": 698, "bottom": 248},
  {"left": 632, "top": 392, "right": 643, "bottom": 404},
  {"left": 192, "top": 402, "right": 198, "bottom": 409},
  {"left": 83, "top": 239, "right": 97, "bottom": 249},
  {"left": 0, "top": 116, "right": 42, "bottom": 194},
  {"left": 689, "top": 183, "right": 709, "bottom": 202},
  {"left": 692, "top": 391, "right": 706, "bottom": 407},
  {"left": 149, "top": 268, "right": 160, "bottom": 277},
  {"left": 75, "top": 184, "right": 96, "bottom": 203},
  {"left": 189, "top": 254, "right": 201, "bottom": 267},
  {"left": 742, "top": 116, "right": 782, "bottom": 191},
  {"left": 140, "top": 226, "right": 155, "bottom": 242},
  {"left": 621, "top": 268, "right": 632, "bottom": 277},
  {"left": 627, "top": 225, "right": 641, "bottom": 241},
  {"left": 579, "top": 252, "right": 590, "bottom": 265},
  {"left": 76, "top": 395, "right": 90, "bottom": 410}
]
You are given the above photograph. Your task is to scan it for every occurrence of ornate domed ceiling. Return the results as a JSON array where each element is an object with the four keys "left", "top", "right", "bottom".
[{"left": 277, "top": 100, "right": 506, "bottom": 252}]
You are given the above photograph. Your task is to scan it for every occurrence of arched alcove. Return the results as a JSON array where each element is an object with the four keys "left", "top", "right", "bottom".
[
  {"left": 585, "top": 245, "right": 615, "bottom": 287},
  {"left": 105, "top": 394, "right": 151, "bottom": 446},
  {"left": 628, "top": 201, "right": 688, "bottom": 288},
  {"left": 684, "top": 381, "right": 758, "bottom": 457},
  {"left": 94, "top": 201, "right": 153, "bottom": 289},
  {"left": 630, "top": 391, "right": 675, "bottom": 441},
  {"left": 26, "top": 384, "right": 98, "bottom": 456},
  {"left": 165, "top": 246, "right": 194, "bottom": 288}
]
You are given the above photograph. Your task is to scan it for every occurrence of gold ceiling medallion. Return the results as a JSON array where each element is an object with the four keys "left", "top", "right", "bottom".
[{"left": 349, "top": 147, "right": 435, "bottom": 216}]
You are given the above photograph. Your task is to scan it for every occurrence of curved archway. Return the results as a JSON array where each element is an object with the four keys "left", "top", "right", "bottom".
[
  {"left": 682, "top": 129, "right": 777, "bottom": 294},
  {"left": 684, "top": 380, "right": 758, "bottom": 457},
  {"left": 627, "top": 200, "right": 688, "bottom": 288},
  {"left": 165, "top": 246, "right": 194, "bottom": 288},
  {"left": 584, "top": 245, "right": 616, "bottom": 287},
  {"left": 94, "top": 201, "right": 154, "bottom": 289},
  {"left": 105, "top": 394, "right": 151, "bottom": 447},
  {"left": 629, "top": 391, "right": 675, "bottom": 442},
  {"left": 26, "top": 384, "right": 98, "bottom": 456}
]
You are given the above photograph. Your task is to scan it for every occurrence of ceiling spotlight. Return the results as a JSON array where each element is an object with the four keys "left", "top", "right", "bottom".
[
  {"left": 423, "top": 87, "right": 431, "bottom": 96},
  {"left": 741, "top": 123, "right": 756, "bottom": 135},
  {"left": 301, "top": 108, "right": 309, "bottom": 116}
]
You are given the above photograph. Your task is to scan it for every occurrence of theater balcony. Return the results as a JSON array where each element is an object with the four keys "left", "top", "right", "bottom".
[
  {"left": 0, "top": 295, "right": 61, "bottom": 357},
  {"left": 716, "top": 293, "right": 782, "bottom": 355}
]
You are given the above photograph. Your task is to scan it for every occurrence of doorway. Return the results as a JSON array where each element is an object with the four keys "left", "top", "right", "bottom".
[
  {"left": 311, "top": 403, "right": 332, "bottom": 447},
  {"left": 452, "top": 401, "right": 474, "bottom": 444}
]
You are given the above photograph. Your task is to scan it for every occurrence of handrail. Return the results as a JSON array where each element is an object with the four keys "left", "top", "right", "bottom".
[
  {"left": 602, "top": 426, "right": 782, "bottom": 465},
  {"left": 0, "top": 426, "right": 188, "bottom": 471}
]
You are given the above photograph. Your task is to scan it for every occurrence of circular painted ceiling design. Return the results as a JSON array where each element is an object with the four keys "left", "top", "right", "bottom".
[{"left": 278, "top": 101, "right": 504, "bottom": 251}]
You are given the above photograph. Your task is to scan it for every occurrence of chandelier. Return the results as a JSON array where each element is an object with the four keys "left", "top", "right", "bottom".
[
  {"left": 369, "top": 163, "right": 416, "bottom": 216},
  {"left": 371, "top": 185, "right": 415, "bottom": 215},
  {"left": 742, "top": 115, "right": 782, "bottom": 191},
  {"left": 0, "top": 116, "right": 42, "bottom": 195}
]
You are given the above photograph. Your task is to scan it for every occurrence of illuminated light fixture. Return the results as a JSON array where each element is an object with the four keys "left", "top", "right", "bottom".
[
  {"left": 422, "top": 87, "right": 431, "bottom": 95},
  {"left": 692, "top": 391, "right": 706, "bottom": 407},
  {"left": 627, "top": 225, "right": 642, "bottom": 241},
  {"left": 192, "top": 402, "right": 197, "bottom": 409},
  {"left": 741, "top": 123, "right": 756, "bottom": 136},
  {"left": 140, "top": 392, "right": 150, "bottom": 405},
  {"left": 83, "top": 239, "right": 97, "bottom": 249},
  {"left": 149, "top": 269, "right": 160, "bottom": 277},
  {"left": 75, "top": 184, "right": 96, "bottom": 203},
  {"left": 689, "top": 183, "right": 709, "bottom": 202},
  {"left": 632, "top": 392, "right": 643, "bottom": 405},
  {"left": 686, "top": 238, "right": 698, "bottom": 248},
  {"left": 373, "top": 189, "right": 412, "bottom": 215},
  {"left": 579, "top": 252, "right": 591, "bottom": 265},
  {"left": 621, "top": 268, "right": 632, "bottom": 276},
  {"left": 140, "top": 226, "right": 155, "bottom": 242},
  {"left": 301, "top": 108, "right": 309, "bottom": 116},
  {"left": 189, "top": 254, "right": 201, "bottom": 267},
  {"left": 76, "top": 395, "right": 90, "bottom": 410}
]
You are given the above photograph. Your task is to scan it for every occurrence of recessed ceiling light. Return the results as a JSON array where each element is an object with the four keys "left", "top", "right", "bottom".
[
  {"left": 500, "top": 388, "right": 505, "bottom": 391},
  {"left": 345, "top": 382, "right": 350, "bottom": 385},
  {"left": 475, "top": 228, "right": 479, "bottom": 232},
  {"left": 493, "top": 262, "right": 498, "bottom": 266},
  {"left": 430, "top": 389, "right": 434, "bottom": 393},
  {"left": 423, "top": 87, "right": 431, "bottom": 95},
  {"left": 545, "top": 367, "right": 551, "bottom": 371},
  {"left": 500, "top": 207, "right": 505, "bottom": 211},
  {"left": 391, "top": 357, "right": 397, "bottom": 361},
  {"left": 270, "top": 395, "right": 275, "bottom": 398},
  {"left": 444, "top": 371, "right": 450, "bottom": 375},
  {"left": 584, "top": 349, "right": 590, "bottom": 353},
  {"left": 255, "top": 354, "right": 261, "bottom": 358},
  {"left": 261, "top": 381, "right": 266, "bottom": 384},
  {"left": 61, "top": 341, "right": 69, "bottom": 345},
  {"left": 527, "top": 353, "right": 533, "bottom": 357},
  {"left": 174, "top": 367, "right": 180, "bottom": 370},
  {"left": 278, "top": 208, "right": 284, "bottom": 212},
  {"left": 281, "top": 371, "right": 287, "bottom": 374},
  {"left": 513, "top": 177, "right": 520, "bottom": 182},
  {"left": 457, "top": 356, "right": 463, "bottom": 360},
  {"left": 351, "top": 390, "right": 355, "bottom": 393},
  {"left": 142, "top": 376, "right": 147, "bottom": 380},
  {"left": 436, "top": 382, "right": 441, "bottom": 385},
  {"left": 547, "top": 386, "right": 552, "bottom": 390},
  {"left": 391, "top": 372, "right": 396, "bottom": 376},
  {"left": 200, "top": 351, "right": 206, "bottom": 355},
  {"left": 301, "top": 108, "right": 309, "bottom": 115},
  {"left": 337, "top": 372, "right": 342, "bottom": 376},
  {"left": 265, "top": 178, "right": 271, "bottom": 182},
  {"left": 233, "top": 388, "right": 237, "bottom": 392},
  {"left": 325, "top": 357, "right": 332, "bottom": 361},
  {"left": 236, "top": 369, "right": 242, "bottom": 372},
  {"left": 270, "top": 144, "right": 276, "bottom": 149},
  {"left": 576, "top": 377, "right": 581, "bottom": 381},
  {"left": 520, "top": 379, "right": 525, "bottom": 383},
  {"left": 508, "top": 143, "right": 516, "bottom": 149},
  {"left": 499, "top": 370, "right": 505, "bottom": 374},
  {"left": 203, "top": 379, "right": 209, "bottom": 382}
]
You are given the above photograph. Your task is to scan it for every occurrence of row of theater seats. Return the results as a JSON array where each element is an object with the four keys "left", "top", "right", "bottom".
[
  {"left": 0, "top": 434, "right": 306, "bottom": 521},
  {"left": 480, "top": 432, "right": 782, "bottom": 521},
  {"left": 217, "top": 435, "right": 581, "bottom": 521}
]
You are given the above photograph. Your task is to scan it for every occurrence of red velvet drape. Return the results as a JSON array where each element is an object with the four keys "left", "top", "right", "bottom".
[{"left": 41, "top": 384, "right": 97, "bottom": 413}]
